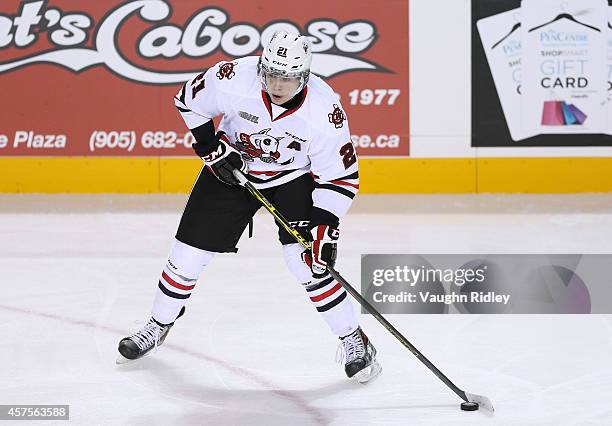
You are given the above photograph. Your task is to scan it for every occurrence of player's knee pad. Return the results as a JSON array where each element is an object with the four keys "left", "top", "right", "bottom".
[
  {"left": 166, "top": 239, "right": 215, "bottom": 281},
  {"left": 282, "top": 243, "right": 312, "bottom": 284}
]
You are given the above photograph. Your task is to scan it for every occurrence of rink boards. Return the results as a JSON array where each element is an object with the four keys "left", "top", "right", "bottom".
[{"left": 1, "top": 157, "right": 612, "bottom": 193}]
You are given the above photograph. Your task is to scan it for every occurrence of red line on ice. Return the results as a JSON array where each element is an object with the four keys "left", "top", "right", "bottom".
[{"left": 0, "top": 304, "right": 328, "bottom": 425}]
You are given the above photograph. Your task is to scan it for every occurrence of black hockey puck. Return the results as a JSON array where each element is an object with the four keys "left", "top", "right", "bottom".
[{"left": 460, "top": 401, "right": 479, "bottom": 411}]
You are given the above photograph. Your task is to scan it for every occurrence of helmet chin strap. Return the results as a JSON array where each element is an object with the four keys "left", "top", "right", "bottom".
[{"left": 288, "top": 79, "right": 306, "bottom": 99}]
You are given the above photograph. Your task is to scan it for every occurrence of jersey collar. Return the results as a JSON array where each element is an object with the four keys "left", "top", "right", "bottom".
[{"left": 261, "top": 87, "right": 308, "bottom": 122}]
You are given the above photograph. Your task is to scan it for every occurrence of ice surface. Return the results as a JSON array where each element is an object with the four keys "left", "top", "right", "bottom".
[{"left": 1, "top": 194, "right": 612, "bottom": 425}]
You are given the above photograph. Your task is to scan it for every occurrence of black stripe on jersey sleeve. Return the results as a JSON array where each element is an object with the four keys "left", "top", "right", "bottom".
[
  {"left": 174, "top": 87, "right": 191, "bottom": 112},
  {"left": 179, "top": 83, "right": 187, "bottom": 105},
  {"left": 335, "top": 171, "right": 359, "bottom": 181},
  {"left": 314, "top": 183, "right": 356, "bottom": 199},
  {"left": 316, "top": 290, "right": 347, "bottom": 312},
  {"left": 174, "top": 103, "right": 191, "bottom": 113}
]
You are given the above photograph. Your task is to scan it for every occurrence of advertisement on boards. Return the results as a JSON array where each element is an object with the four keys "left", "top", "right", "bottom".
[
  {"left": 0, "top": 0, "right": 409, "bottom": 157},
  {"left": 473, "top": 0, "right": 612, "bottom": 147}
]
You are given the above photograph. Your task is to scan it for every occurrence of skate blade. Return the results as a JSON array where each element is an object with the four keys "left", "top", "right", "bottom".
[
  {"left": 116, "top": 353, "right": 133, "bottom": 365},
  {"left": 115, "top": 347, "right": 157, "bottom": 365},
  {"left": 352, "top": 360, "right": 382, "bottom": 384}
]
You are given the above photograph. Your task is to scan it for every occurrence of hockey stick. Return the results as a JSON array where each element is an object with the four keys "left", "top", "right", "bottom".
[{"left": 233, "top": 170, "right": 494, "bottom": 413}]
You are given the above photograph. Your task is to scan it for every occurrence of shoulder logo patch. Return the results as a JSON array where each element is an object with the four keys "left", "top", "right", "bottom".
[
  {"left": 328, "top": 104, "right": 345, "bottom": 129},
  {"left": 216, "top": 62, "right": 236, "bottom": 80}
]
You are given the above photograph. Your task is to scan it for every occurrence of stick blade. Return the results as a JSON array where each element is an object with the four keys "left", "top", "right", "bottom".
[{"left": 465, "top": 392, "right": 495, "bottom": 413}]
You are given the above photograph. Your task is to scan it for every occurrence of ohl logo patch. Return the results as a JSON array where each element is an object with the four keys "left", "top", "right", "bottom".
[{"left": 328, "top": 104, "right": 345, "bottom": 129}]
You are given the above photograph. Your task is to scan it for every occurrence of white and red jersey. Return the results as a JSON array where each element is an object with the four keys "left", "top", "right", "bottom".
[{"left": 174, "top": 56, "right": 359, "bottom": 220}]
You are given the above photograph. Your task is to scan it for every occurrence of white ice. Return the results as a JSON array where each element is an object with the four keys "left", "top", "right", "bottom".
[{"left": 1, "top": 194, "right": 612, "bottom": 425}]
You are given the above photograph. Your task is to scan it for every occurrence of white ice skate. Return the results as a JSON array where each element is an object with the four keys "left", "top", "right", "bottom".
[
  {"left": 116, "top": 306, "right": 185, "bottom": 365},
  {"left": 338, "top": 327, "right": 382, "bottom": 384}
]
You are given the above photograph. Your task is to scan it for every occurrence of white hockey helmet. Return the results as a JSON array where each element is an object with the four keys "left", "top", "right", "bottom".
[{"left": 258, "top": 31, "right": 312, "bottom": 97}]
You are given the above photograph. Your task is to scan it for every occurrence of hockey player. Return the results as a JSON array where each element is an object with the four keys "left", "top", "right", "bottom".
[{"left": 118, "top": 31, "right": 381, "bottom": 383}]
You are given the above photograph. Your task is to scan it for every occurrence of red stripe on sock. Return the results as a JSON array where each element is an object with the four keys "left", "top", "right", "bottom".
[
  {"left": 310, "top": 283, "right": 341, "bottom": 302},
  {"left": 162, "top": 271, "right": 195, "bottom": 291}
]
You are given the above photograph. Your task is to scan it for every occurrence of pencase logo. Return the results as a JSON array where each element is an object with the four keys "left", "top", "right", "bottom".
[{"left": 0, "top": 0, "right": 389, "bottom": 85}]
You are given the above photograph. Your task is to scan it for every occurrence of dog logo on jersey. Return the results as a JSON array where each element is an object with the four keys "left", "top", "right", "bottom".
[
  {"left": 328, "top": 104, "right": 345, "bottom": 129},
  {"left": 237, "top": 128, "right": 283, "bottom": 163},
  {"left": 216, "top": 62, "right": 236, "bottom": 80}
]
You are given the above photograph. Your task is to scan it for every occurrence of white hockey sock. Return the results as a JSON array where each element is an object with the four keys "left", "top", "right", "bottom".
[
  {"left": 282, "top": 243, "right": 359, "bottom": 336},
  {"left": 152, "top": 239, "right": 215, "bottom": 325},
  {"left": 305, "top": 275, "right": 359, "bottom": 336}
]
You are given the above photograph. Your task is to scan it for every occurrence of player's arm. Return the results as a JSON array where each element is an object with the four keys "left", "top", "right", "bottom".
[
  {"left": 173, "top": 65, "right": 246, "bottom": 185},
  {"left": 304, "top": 109, "right": 359, "bottom": 277},
  {"left": 174, "top": 66, "right": 222, "bottom": 131}
]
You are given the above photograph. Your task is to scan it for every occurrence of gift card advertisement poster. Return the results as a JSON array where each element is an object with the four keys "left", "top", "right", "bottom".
[{"left": 473, "top": 0, "right": 612, "bottom": 147}]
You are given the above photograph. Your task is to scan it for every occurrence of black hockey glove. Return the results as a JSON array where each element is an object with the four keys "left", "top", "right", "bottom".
[
  {"left": 193, "top": 132, "right": 248, "bottom": 186},
  {"left": 302, "top": 224, "right": 339, "bottom": 278}
]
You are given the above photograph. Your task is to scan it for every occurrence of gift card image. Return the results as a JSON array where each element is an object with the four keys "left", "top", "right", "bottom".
[{"left": 541, "top": 101, "right": 587, "bottom": 125}]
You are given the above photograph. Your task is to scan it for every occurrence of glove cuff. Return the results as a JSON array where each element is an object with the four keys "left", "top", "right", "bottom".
[
  {"left": 193, "top": 131, "right": 226, "bottom": 157},
  {"left": 310, "top": 224, "right": 340, "bottom": 242},
  {"left": 309, "top": 207, "right": 340, "bottom": 229}
]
